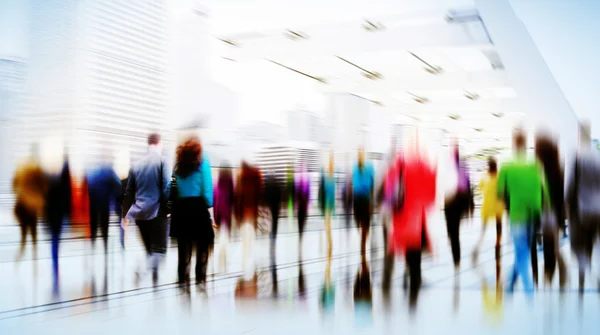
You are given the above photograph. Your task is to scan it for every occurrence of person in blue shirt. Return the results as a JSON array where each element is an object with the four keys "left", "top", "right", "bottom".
[
  {"left": 353, "top": 148, "right": 375, "bottom": 255},
  {"left": 169, "top": 136, "right": 214, "bottom": 290},
  {"left": 87, "top": 161, "right": 121, "bottom": 255},
  {"left": 122, "top": 133, "right": 171, "bottom": 285}
]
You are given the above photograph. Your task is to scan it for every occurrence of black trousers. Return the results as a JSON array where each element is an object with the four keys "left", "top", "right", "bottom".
[
  {"left": 445, "top": 211, "right": 461, "bottom": 267},
  {"left": 136, "top": 217, "right": 168, "bottom": 256},
  {"left": 178, "top": 234, "right": 211, "bottom": 284},
  {"left": 354, "top": 196, "right": 371, "bottom": 255},
  {"left": 90, "top": 202, "right": 110, "bottom": 251},
  {"left": 15, "top": 202, "right": 38, "bottom": 252},
  {"left": 406, "top": 249, "right": 422, "bottom": 308}
]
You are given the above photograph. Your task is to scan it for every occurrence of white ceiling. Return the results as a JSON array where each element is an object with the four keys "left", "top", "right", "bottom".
[{"left": 199, "top": 0, "right": 527, "bottom": 153}]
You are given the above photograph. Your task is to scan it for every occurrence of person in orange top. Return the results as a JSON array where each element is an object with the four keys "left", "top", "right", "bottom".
[
  {"left": 13, "top": 146, "right": 47, "bottom": 262},
  {"left": 234, "top": 161, "right": 263, "bottom": 281}
]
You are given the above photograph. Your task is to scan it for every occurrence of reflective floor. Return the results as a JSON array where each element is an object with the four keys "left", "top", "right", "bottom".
[{"left": 1, "top": 211, "right": 599, "bottom": 334}]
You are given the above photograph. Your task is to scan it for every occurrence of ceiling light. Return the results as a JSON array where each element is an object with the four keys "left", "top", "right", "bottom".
[
  {"left": 218, "top": 39, "right": 239, "bottom": 47},
  {"left": 362, "top": 72, "right": 383, "bottom": 80},
  {"left": 408, "top": 51, "right": 443, "bottom": 75},
  {"left": 492, "top": 112, "right": 504, "bottom": 118},
  {"left": 474, "top": 128, "right": 484, "bottom": 132},
  {"left": 362, "top": 20, "right": 386, "bottom": 32},
  {"left": 449, "top": 114, "right": 461, "bottom": 121},
  {"left": 406, "top": 92, "right": 429, "bottom": 104},
  {"left": 284, "top": 30, "right": 308, "bottom": 41},
  {"left": 464, "top": 91, "right": 480, "bottom": 100}
]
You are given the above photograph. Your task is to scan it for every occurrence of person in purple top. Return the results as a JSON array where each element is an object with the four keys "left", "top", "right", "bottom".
[
  {"left": 444, "top": 143, "right": 474, "bottom": 271},
  {"left": 296, "top": 163, "right": 310, "bottom": 259}
]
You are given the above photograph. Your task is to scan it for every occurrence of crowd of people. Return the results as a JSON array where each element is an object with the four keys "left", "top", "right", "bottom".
[{"left": 10, "top": 122, "right": 600, "bottom": 306}]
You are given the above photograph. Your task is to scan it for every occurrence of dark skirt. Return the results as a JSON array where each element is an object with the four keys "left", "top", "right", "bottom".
[{"left": 170, "top": 197, "right": 214, "bottom": 246}]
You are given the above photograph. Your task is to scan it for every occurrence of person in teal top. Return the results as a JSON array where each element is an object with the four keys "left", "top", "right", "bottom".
[
  {"left": 175, "top": 153, "right": 213, "bottom": 206},
  {"left": 353, "top": 148, "right": 375, "bottom": 255},
  {"left": 497, "top": 128, "right": 549, "bottom": 297},
  {"left": 170, "top": 137, "right": 215, "bottom": 290},
  {"left": 319, "top": 153, "right": 336, "bottom": 257}
]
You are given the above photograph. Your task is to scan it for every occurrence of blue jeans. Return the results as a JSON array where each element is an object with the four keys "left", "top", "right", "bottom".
[{"left": 509, "top": 224, "right": 534, "bottom": 296}]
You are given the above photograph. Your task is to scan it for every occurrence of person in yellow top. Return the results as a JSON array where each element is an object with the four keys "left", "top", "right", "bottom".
[{"left": 472, "top": 157, "right": 505, "bottom": 265}]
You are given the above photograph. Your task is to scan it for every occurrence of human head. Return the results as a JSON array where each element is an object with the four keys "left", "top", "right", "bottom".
[
  {"left": 148, "top": 132, "right": 161, "bottom": 147},
  {"left": 535, "top": 134, "right": 559, "bottom": 169},
  {"left": 512, "top": 127, "right": 527, "bottom": 154},
  {"left": 175, "top": 136, "right": 202, "bottom": 178},
  {"left": 328, "top": 153, "right": 334, "bottom": 174},
  {"left": 358, "top": 147, "right": 365, "bottom": 167},
  {"left": 488, "top": 157, "right": 497, "bottom": 174}
]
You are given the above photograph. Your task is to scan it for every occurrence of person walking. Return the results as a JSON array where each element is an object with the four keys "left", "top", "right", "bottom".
[
  {"left": 443, "top": 143, "right": 474, "bottom": 271},
  {"left": 498, "top": 128, "right": 548, "bottom": 297},
  {"left": 387, "top": 142, "right": 437, "bottom": 308},
  {"left": 170, "top": 136, "right": 214, "bottom": 290},
  {"left": 535, "top": 133, "right": 568, "bottom": 289},
  {"left": 352, "top": 148, "right": 375, "bottom": 255},
  {"left": 264, "top": 171, "right": 282, "bottom": 263},
  {"left": 87, "top": 160, "right": 121, "bottom": 255},
  {"left": 122, "top": 133, "right": 171, "bottom": 285},
  {"left": 13, "top": 144, "right": 47, "bottom": 263},
  {"left": 318, "top": 154, "right": 336, "bottom": 258},
  {"left": 566, "top": 121, "right": 600, "bottom": 292},
  {"left": 472, "top": 157, "right": 505, "bottom": 268},
  {"left": 234, "top": 161, "right": 263, "bottom": 281},
  {"left": 214, "top": 164, "right": 234, "bottom": 272},
  {"left": 45, "top": 155, "right": 72, "bottom": 295},
  {"left": 295, "top": 163, "right": 310, "bottom": 260}
]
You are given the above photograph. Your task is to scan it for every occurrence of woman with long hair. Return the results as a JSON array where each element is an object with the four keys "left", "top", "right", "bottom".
[
  {"left": 535, "top": 134, "right": 567, "bottom": 288},
  {"left": 171, "top": 136, "right": 214, "bottom": 290},
  {"left": 214, "top": 163, "right": 234, "bottom": 272}
]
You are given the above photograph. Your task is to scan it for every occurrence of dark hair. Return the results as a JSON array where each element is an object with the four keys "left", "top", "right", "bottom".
[
  {"left": 148, "top": 133, "right": 161, "bottom": 145},
  {"left": 488, "top": 157, "right": 497, "bottom": 174},
  {"left": 535, "top": 135, "right": 563, "bottom": 212},
  {"left": 175, "top": 137, "right": 202, "bottom": 178},
  {"left": 513, "top": 128, "right": 526, "bottom": 149}
]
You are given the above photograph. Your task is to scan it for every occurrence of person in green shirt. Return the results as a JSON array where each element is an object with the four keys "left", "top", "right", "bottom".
[{"left": 497, "top": 127, "right": 549, "bottom": 297}]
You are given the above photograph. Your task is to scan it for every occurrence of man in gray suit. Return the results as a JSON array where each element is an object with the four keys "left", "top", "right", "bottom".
[{"left": 122, "top": 133, "right": 171, "bottom": 285}]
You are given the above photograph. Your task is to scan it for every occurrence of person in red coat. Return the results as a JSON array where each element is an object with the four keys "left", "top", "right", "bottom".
[{"left": 388, "top": 150, "right": 437, "bottom": 308}]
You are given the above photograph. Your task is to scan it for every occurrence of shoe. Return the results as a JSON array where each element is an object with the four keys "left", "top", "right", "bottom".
[{"left": 197, "top": 282, "right": 207, "bottom": 291}]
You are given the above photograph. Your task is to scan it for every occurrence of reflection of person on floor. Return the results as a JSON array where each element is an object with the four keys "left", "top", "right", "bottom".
[
  {"left": 214, "top": 164, "right": 234, "bottom": 273},
  {"left": 320, "top": 245, "right": 335, "bottom": 316},
  {"left": 318, "top": 153, "right": 336, "bottom": 258},
  {"left": 498, "top": 128, "right": 548, "bottom": 297},
  {"left": 443, "top": 141, "right": 474, "bottom": 272},
  {"left": 354, "top": 254, "right": 372, "bottom": 327},
  {"left": 13, "top": 144, "right": 46, "bottom": 264},
  {"left": 234, "top": 161, "right": 263, "bottom": 281},
  {"left": 472, "top": 157, "right": 504, "bottom": 267},
  {"left": 170, "top": 137, "right": 214, "bottom": 290},
  {"left": 122, "top": 133, "right": 171, "bottom": 286},
  {"left": 535, "top": 133, "right": 568, "bottom": 289},
  {"left": 352, "top": 148, "right": 374, "bottom": 255},
  {"left": 295, "top": 163, "right": 310, "bottom": 260},
  {"left": 566, "top": 120, "right": 600, "bottom": 292},
  {"left": 387, "top": 133, "right": 437, "bottom": 310}
]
